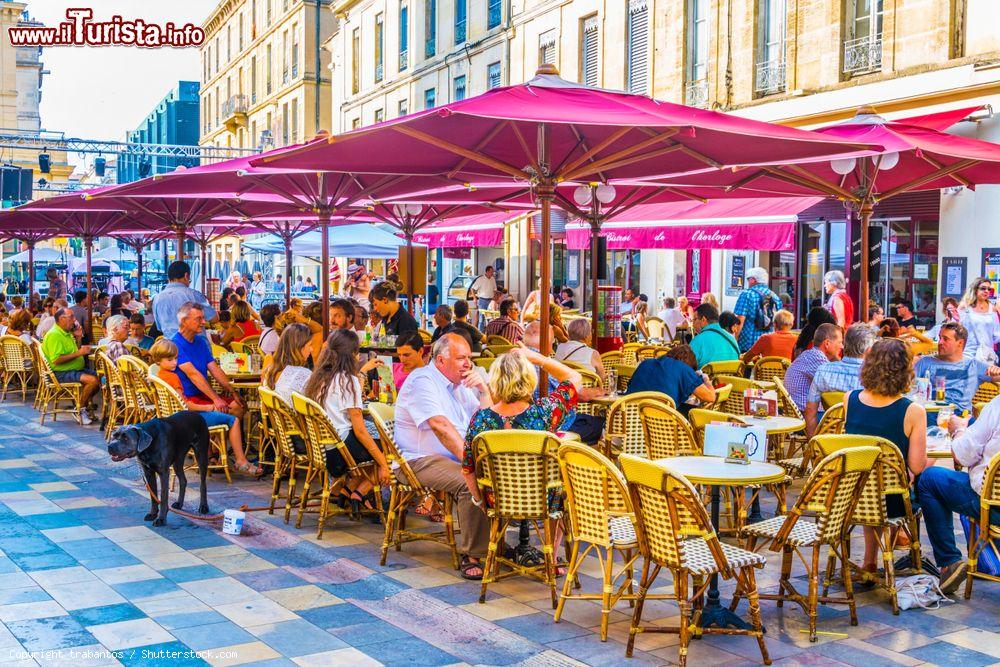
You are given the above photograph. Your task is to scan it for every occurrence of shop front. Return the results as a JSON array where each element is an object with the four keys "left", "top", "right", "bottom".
[{"left": 413, "top": 218, "right": 507, "bottom": 308}]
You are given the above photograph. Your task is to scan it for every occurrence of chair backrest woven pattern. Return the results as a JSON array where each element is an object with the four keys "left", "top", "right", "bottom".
[
  {"left": 788, "top": 446, "right": 880, "bottom": 545},
  {"left": 368, "top": 401, "right": 422, "bottom": 489},
  {"left": 292, "top": 392, "right": 353, "bottom": 472},
  {"left": 812, "top": 435, "right": 895, "bottom": 527},
  {"left": 559, "top": 442, "right": 631, "bottom": 547},
  {"left": 259, "top": 387, "right": 302, "bottom": 461},
  {"left": 816, "top": 403, "right": 845, "bottom": 435},
  {"left": 752, "top": 356, "right": 789, "bottom": 382},
  {"left": 973, "top": 381, "right": 999, "bottom": 405},
  {"left": 472, "top": 430, "right": 559, "bottom": 519},
  {"left": 772, "top": 377, "right": 804, "bottom": 421},
  {"left": 621, "top": 343, "right": 642, "bottom": 366},
  {"left": 638, "top": 400, "right": 699, "bottom": 459},
  {"left": 606, "top": 391, "right": 675, "bottom": 457},
  {"left": 147, "top": 374, "right": 186, "bottom": 418},
  {"left": 0, "top": 336, "right": 31, "bottom": 372},
  {"left": 714, "top": 375, "right": 773, "bottom": 415}
]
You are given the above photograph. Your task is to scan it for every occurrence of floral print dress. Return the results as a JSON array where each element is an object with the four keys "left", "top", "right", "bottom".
[{"left": 462, "top": 381, "right": 578, "bottom": 511}]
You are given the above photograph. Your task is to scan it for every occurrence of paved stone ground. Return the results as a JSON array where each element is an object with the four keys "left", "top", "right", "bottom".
[{"left": 0, "top": 400, "right": 997, "bottom": 666}]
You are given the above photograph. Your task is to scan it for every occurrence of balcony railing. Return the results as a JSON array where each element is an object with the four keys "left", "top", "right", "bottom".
[
  {"left": 754, "top": 59, "right": 786, "bottom": 96},
  {"left": 221, "top": 94, "right": 249, "bottom": 118},
  {"left": 375, "top": 63, "right": 384, "bottom": 82},
  {"left": 684, "top": 79, "right": 709, "bottom": 108},
  {"left": 843, "top": 35, "right": 882, "bottom": 76},
  {"left": 399, "top": 49, "right": 408, "bottom": 70},
  {"left": 455, "top": 19, "right": 466, "bottom": 44}
]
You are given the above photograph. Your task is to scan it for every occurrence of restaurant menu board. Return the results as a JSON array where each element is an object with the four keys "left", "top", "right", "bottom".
[
  {"left": 726, "top": 254, "right": 746, "bottom": 297},
  {"left": 982, "top": 249, "right": 1000, "bottom": 299},
  {"left": 942, "top": 256, "right": 967, "bottom": 299}
]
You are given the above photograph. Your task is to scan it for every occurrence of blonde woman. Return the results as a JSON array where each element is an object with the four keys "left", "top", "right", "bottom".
[
  {"left": 959, "top": 277, "right": 1000, "bottom": 362},
  {"left": 700, "top": 292, "right": 719, "bottom": 310},
  {"left": 460, "top": 347, "right": 582, "bottom": 576}
]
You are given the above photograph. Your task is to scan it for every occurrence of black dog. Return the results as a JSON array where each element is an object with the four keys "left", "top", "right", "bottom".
[{"left": 108, "top": 412, "right": 210, "bottom": 526}]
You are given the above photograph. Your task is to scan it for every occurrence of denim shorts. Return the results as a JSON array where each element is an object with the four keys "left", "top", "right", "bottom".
[
  {"left": 54, "top": 370, "right": 86, "bottom": 384},
  {"left": 199, "top": 411, "right": 236, "bottom": 429}
]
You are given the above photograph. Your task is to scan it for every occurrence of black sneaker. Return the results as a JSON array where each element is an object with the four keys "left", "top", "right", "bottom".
[{"left": 939, "top": 560, "right": 966, "bottom": 594}]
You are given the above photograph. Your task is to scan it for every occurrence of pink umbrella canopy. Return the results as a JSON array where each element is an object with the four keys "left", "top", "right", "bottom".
[{"left": 630, "top": 105, "right": 1000, "bottom": 308}]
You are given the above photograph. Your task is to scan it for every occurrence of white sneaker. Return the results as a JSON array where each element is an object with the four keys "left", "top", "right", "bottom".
[{"left": 80, "top": 412, "right": 92, "bottom": 426}]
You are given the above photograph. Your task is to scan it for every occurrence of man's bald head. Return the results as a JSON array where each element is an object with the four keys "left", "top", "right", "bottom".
[
  {"left": 432, "top": 333, "right": 473, "bottom": 384},
  {"left": 523, "top": 320, "right": 541, "bottom": 349}
]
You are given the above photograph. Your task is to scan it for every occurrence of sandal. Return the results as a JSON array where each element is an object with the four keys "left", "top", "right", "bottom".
[
  {"left": 234, "top": 461, "right": 264, "bottom": 476},
  {"left": 460, "top": 555, "right": 484, "bottom": 581}
]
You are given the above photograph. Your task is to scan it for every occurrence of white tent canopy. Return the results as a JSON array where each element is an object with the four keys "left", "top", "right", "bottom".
[
  {"left": 2, "top": 247, "right": 67, "bottom": 264},
  {"left": 93, "top": 246, "right": 138, "bottom": 262}
]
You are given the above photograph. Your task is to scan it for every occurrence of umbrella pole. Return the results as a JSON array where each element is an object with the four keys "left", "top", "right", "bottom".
[
  {"left": 405, "top": 228, "right": 415, "bottom": 316},
  {"left": 176, "top": 228, "right": 185, "bottom": 262},
  {"left": 538, "top": 183, "right": 554, "bottom": 361},
  {"left": 136, "top": 244, "right": 143, "bottom": 294},
  {"left": 320, "top": 210, "right": 331, "bottom": 337},
  {"left": 26, "top": 241, "right": 35, "bottom": 303},
  {"left": 84, "top": 236, "right": 93, "bottom": 344},
  {"left": 284, "top": 234, "right": 293, "bottom": 309},
  {"left": 859, "top": 199, "right": 874, "bottom": 316},
  {"left": 590, "top": 218, "right": 600, "bottom": 350},
  {"left": 199, "top": 241, "right": 208, "bottom": 294}
]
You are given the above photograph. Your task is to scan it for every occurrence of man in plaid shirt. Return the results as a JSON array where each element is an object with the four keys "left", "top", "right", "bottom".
[
  {"left": 783, "top": 323, "right": 843, "bottom": 413},
  {"left": 484, "top": 299, "right": 524, "bottom": 344},
  {"left": 804, "top": 324, "right": 875, "bottom": 435},
  {"left": 733, "top": 267, "right": 781, "bottom": 353}
]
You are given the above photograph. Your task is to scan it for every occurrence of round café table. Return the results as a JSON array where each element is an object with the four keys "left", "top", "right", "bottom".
[
  {"left": 656, "top": 455, "right": 785, "bottom": 632},
  {"left": 737, "top": 415, "right": 804, "bottom": 522}
]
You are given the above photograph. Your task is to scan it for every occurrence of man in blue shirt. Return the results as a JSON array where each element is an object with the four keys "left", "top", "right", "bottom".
[
  {"left": 153, "top": 261, "right": 218, "bottom": 340},
  {"left": 733, "top": 267, "right": 781, "bottom": 353},
  {"left": 171, "top": 302, "right": 243, "bottom": 419},
  {"left": 914, "top": 322, "right": 1000, "bottom": 413},
  {"left": 785, "top": 324, "right": 843, "bottom": 412},
  {"left": 690, "top": 303, "right": 742, "bottom": 368},
  {"left": 804, "top": 323, "right": 875, "bottom": 434},
  {"left": 625, "top": 347, "right": 716, "bottom": 414}
]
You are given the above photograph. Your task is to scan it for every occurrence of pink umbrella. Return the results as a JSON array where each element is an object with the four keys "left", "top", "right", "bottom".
[
  {"left": 630, "top": 105, "right": 1000, "bottom": 311},
  {"left": 255, "top": 66, "right": 875, "bottom": 353}
]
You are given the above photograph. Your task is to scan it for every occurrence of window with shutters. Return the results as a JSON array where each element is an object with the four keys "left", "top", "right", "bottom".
[
  {"left": 538, "top": 30, "right": 557, "bottom": 66},
  {"left": 685, "top": 0, "right": 709, "bottom": 107},
  {"left": 290, "top": 98, "right": 298, "bottom": 143},
  {"left": 398, "top": 99, "right": 409, "bottom": 116},
  {"left": 626, "top": 0, "right": 648, "bottom": 94},
  {"left": 455, "top": 0, "right": 467, "bottom": 44},
  {"left": 251, "top": 56, "right": 257, "bottom": 103},
  {"left": 282, "top": 30, "right": 289, "bottom": 84},
  {"left": 754, "top": 0, "right": 786, "bottom": 95},
  {"left": 239, "top": 13, "right": 244, "bottom": 51},
  {"left": 352, "top": 117, "right": 361, "bottom": 129},
  {"left": 282, "top": 103, "right": 289, "bottom": 145},
  {"left": 291, "top": 25, "right": 299, "bottom": 78},
  {"left": 453, "top": 74, "right": 466, "bottom": 101},
  {"left": 215, "top": 37, "right": 220, "bottom": 70},
  {"left": 226, "top": 26, "right": 232, "bottom": 61},
  {"left": 424, "top": 87, "right": 436, "bottom": 109},
  {"left": 425, "top": 0, "right": 437, "bottom": 58},
  {"left": 487, "top": 61, "right": 502, "bottom": 89},
  {"left": 351, "top": 29, "right": 360, "bottom": 94},
  {"left": 580, "top": 15, "right": 599, "bottom": 87},
  {"left": 375, "top": 14, "right": 384, "bottom": 82},
  {"left": 266, "top": 44, "right": 273, "bottom": 94},
  {"left": 399, "top": 3, "right": 409, "bottom": 70},
  {"left": 843, "top": 0, "right": 883, "bottom": 75},
  {"left": 266, "top": 0, "right": 272, "bottom": 25},
  {"left": 374, "top": 108, "right": 384, "bottom": 123},
  {"left": 488, "top": 0, "right": 501, "bottom": 29}
]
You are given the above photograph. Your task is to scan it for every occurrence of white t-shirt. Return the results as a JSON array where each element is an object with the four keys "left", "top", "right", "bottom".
[
  {"left": 656, "top": 308, "right": 688, "bottom": 340},
  {"left": 273, "top": 365, "right": 311, "bottom": 405},
  {"left": 394, "top": 363, "right": 481, "bottom": 462},
  {"left": 470, "top": 275, "right": 497, "bottom": 300},
  {"left": 554, "top": 341, "right": 597, "bottom": 371},
  {"left": 323, "top": 375, "right": 363, "bottom": 441},
  {"left": 36, "top": 314, "right": 55, "bottom": 339},
  {"left": 259, "top": 327, "right": 280, "bottom": 355}
]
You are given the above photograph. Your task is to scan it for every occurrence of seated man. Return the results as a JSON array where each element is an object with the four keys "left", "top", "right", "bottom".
[
  {"left": 741, "top": 309, "right": 798, "bottom": 362},
  {"left": 125, "top": 314, "right": 155, "bottom": 350},
  {"left": 689, "top": 303, "right": 741, "bottom": 368},
  {"left": 804, "top": 323, "right": 876, "bottom": 435},
  {"left": 394, "top": 330, "right": 427, "bottom": 391},
  {"left": 483, "top": 299, "right": 524, "bottom": 344},
  {"left": 394, "top": 333, "right": 491, "bottom": 580},
  {"left": 914, "top": 322, "right": 1000, "bottom": 413},
  {"left": 41, "top": 308, "right": 100, "bottom": 424},
  {"left": 449, "top": 300, "right": 483, "bottom": 353},
  {"left": 99, "top": 314, "right": 130, "bottom": 361},
  {"left": 918, "top": 398, "right": 1000, "bottom": 593},
  {"left": 430, "top": 304, "right": 455, "bottom": 343},
  {"left": 170, "top": 302, "right": 261, "bottom": 475},
  {"left": 783, "top": 323, "right": 843, "bottom": 413}
]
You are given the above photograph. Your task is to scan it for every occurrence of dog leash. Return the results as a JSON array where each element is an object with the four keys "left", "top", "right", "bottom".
[{"left": 142, "top": 481, "right": 271, "bottom": 521}]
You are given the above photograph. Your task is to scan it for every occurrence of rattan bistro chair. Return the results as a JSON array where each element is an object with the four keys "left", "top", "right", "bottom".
[
  {"left": 471, "top": 430, "right": 562, "bottom": 607},
  {"left": 965, "top": 451, "right": 1000, "bottom": 599},
  {"left": 702, "top": 360, "right": 747, "bottom": 383},
  {"left": 621, "top": 343, "right": 642, "bottom": 367},
  {"left": 292, "top": 392, "right": 381, "bottom": 538},
  {"left": 0, "top": 335, "right": 34, "bottom": 401},
  {"left": 776, "top": 403, "right": 846, "bottom": 478},
  {"left": 614, "top": 364, "right": 636, "bottom": 393},
  {"left": 973, "top": 380, "right": 1000, "bottom": 405},
  {"left": 148, "top": 374, "right": 232, "bottom": 484},
  {"left": 368, "top": 402, "right": 459, "bottom": 570},
  {"left": 33, "top": 341, "right": 85, "bottom": 425},
  {"left": 555, "top": 443, "right": 645, "bottom": 641},
  {"left": 95, "top": 351, "right": 127, "bottom": 440},
  {"left": 751, "top": 356, "right": 790, "bottom": 383},
  {"left": 259, "top": 388, "right": 311, "bottom": 522},
  {"left": 637, "top": 400, "right": 699, "bottom": 459},
  {"left": 812, "top": 435, "right": 923, "bottom": 615},
  {"left": 117, "top": 356, "right": 157, "bottom": 427},
  {"left": 486, "top": 334, "right": 513, "bottom": 347},
  {"left": 602, "top": 391, "right": 675, "bottom": 459},
  {"left": 619, "top": 454, "right": 770, "bottom": 665},
  {"left": 738, "top": 446, "right": 881, "bottom": 642},
  {"left": 821, "top": 391, "right": 846, "bottom": 410}
]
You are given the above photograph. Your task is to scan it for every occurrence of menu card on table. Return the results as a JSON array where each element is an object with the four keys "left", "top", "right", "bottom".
[{"left": 703, "top": 422, "right": 768, "bottom": 463}]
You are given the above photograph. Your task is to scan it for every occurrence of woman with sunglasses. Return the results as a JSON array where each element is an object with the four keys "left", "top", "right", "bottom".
[{"left": 959, "top": 277, "right": 1000, "bottom": 363}]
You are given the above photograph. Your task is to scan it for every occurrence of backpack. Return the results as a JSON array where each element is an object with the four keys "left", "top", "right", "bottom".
[{"left": 753, "top": 289, "right": 777, "bottom": 332}]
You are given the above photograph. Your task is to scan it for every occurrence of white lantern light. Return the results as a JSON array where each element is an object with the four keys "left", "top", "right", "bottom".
[
  {"left": 595, "top": 183, "right": 617, "bottom": 204},
  {"left": 830, "top": 157, "right": 857, "bottom": 175},
  {"left": 878, "top": 151, "right": 899, "bottom": 170},
  {"left": 392, "top": 204, "right": 405, "bottom": 218},
  {"left": 573, "top": 185, "right": 592, "bottom": 207},
  {"left": 406, "top": 203, "right": 423, "bottom": 216}
]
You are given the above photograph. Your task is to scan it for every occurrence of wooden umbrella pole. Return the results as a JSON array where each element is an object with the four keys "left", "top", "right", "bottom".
[
  {"left": 175, "top": 228, "right": 185, "bottom": 262},
  {"left": 283, "top": 233, "right": 293, "bottom": 309},
  {"left": 26, "top": 240, "right": 35, "bottom": 303},
  {"left": 405, "top": 226, "right": 415, "bottom": 316},
  {"left": 589, "top": 186, "right": 601, "bottom": 350},
  {"left": 319, "top": 209, "right": 331, "bottom": 338},
  {"left": 859, "top": 198, "right": 874, "bottom": 316},
  {"left": 538, "top": 184, "right": 554, "bottom": 360},
  {"left": 84, "top": 236, "right": 94, "bottom": 344},
  {"left": 136, "top": 244, "right": 143, "bottom": 294},
  {"left": 199, "top": 240, "right": 208, "bottom": 294}
]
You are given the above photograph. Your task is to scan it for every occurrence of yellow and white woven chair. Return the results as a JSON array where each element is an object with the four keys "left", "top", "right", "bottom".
[
  {"left": 702, "top": 360, "right": 747, "bottom": 383},
  {"left": 637, "top": 399, "right": 699, "bottom": 459},
  {"left": 0, "top": 335, "right": 35, "bottom": 401},
  {"left": 813, "top": 434, "right": 923, "bottom": 615},
  {"left": 602, "top": 391, "right": 675, "bottom": 459},
  {"left": 713, "top": 375, "right": 773, "bottom": 416},
  {"left": 738, "top": 446, "right": 881, "bottom": 642},
  {"left": 776, "top": 403, "right": 846, "bottom": 478},
  {"left": 620, "top": 343, "right": 642, "bottom": 367},
  {"left": 965, "top": 451, "right": 1000, "bottom": 599},
  {"left": 614, "top": 364, "right": 636, "bottom": 394},
  {"left": 620, "top": 454, "right": 770, "bottom": 665},
  {"left": 751, "top": 356, "right": 790, "bottom": 383},
  {"left": 820, "top": 391, "right": 846, "bottom": 410},
  {"left": 148, "top": 374, "right": 231, "bottom": 484},
  {"left": 117, "top": 356, "right": 157, "bottom": 427},
  {"left": 368, "top": 402, "right": 459, "bottom": 570},
  {"left": 258, "top": 388, "right": 311, "bottom": 522},
  {"left": 555, "top": 442, "right": 647, "bottom": 641},
  {"left": 33, "top": 341, "right": 85, "bottom": 425},
  {"left": 471, "top": 429, "right": 562, "bottom": 607},
  {"left": 95, "top": 351, "right": 128, "bottom": 441}
]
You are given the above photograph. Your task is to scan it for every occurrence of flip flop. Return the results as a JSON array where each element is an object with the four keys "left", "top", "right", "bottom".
[
  {"left": 460, "top": 556, "right": 484, "bottom": 581},
  {"left": 234, "top": 461, "right": 264, "bottom": 476}
]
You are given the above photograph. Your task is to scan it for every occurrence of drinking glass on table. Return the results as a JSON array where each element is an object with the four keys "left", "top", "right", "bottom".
[{"left": 937, "top": 406, "right": 954, "bottom": 438}]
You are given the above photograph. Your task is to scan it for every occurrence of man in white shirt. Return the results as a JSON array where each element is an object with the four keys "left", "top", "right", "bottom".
[
  {"left": 919, "top": 397, "right": 1000, "bottom": 593},
  {"left": 394, "top": 333, "right": 491, "bottom": 578},
  {"left": 469, "top": 266, "right": 497, "bottom": 315},
  {"left": 656, "top": 297, "right": 687, "bottom": 342}
]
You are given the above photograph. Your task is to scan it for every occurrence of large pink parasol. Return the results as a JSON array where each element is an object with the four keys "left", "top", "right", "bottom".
[{"left": 629, "top": 105, "right": 1000, "bottom": 310}]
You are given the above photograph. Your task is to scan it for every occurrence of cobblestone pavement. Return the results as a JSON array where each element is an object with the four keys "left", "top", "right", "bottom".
[{"left": 0, "top": 400, "right": 997, "bottom": 666}]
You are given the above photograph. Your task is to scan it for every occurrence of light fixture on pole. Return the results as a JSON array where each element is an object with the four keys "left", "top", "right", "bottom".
[{"left": 830, "top": 157, "right": 856, "bottom": 175}]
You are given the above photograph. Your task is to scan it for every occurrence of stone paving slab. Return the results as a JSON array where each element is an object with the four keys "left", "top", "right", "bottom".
[{"left": 0, "top": 400, "right": 997, "bottom": 666}]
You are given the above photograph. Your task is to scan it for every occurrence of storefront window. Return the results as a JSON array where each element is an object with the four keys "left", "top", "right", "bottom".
[
  {"left": 800, "top": 222, "right": 826, "bottom": 317},
  {"left": 873, "top": 219, "right": 938, "bottom": 322}
]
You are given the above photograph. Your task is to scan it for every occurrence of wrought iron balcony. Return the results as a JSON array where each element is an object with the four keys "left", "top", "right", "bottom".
[
  {"left": 843, "top": 35, "right": 882, "bottom": 76},
  {"left": 684, "top": 79, "right": 709, "bottom": 108},
  {"left": 399, "top": 49, "right": 408, "bottom": 71},
  {"left": 375, "top": 63, "right": 384, "bottom": 82},
  {"left": 754, "top": 59, "right": 786, "bottom": 96},
  {"left": 220, "top": 94, "right": 249, "bottom": 132}
]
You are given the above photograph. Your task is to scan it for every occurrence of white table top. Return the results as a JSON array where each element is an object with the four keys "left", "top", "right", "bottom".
[
  {"left": 927, "top": 433, "right": 953, "bottom": 458},
  {"left": 740, "top": 415, "right": 805, "bottom": 434},
  {"left": 654, "top": 456, "right": 786, "bottom": 486}
]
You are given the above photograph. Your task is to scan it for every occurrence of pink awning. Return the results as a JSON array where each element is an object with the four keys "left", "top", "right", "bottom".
[
  {"left": 414, "top": 225, "right": 504, "bottom": 248},
  {"left": 895, "top": 105, "right": 985, "bottom": 131},
  {"left": 565, "top": 197, "right": 821, "bottom": 250}
]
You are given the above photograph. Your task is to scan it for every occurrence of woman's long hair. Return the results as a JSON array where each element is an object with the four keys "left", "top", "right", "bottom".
[
  {"left": 794, "top": 307, "right": 837, "bottom": 355},
  {"left": 303, "top": 329, "right": 360, "bottom": 406},
  {"left": 262, "top": 323, "right": 311, "bottom": 389},
  {"left": 960, "top": 277, "right": 992, "bottom": 309}
]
